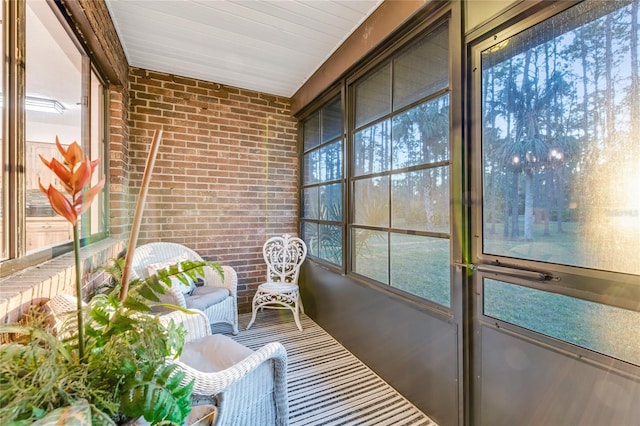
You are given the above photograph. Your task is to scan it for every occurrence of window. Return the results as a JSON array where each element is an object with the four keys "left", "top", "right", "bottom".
[
  {"left": 480, "top": 0, "right": 640, "bottom": 276},
  {"left": 1, "top": 1, "right": 107, "bottom": 271},
  {"left": 301, "top": 97, "right": 343, "bottom": 266},
  {"left": 299, "top": 20, "right": 453, "bottom": 306},
  {"left": 350, "top": 23, "right": 451, "bottom": 307},
  {"left": 25, "top": 0, "right": 84, "bottom": 252},
  {"left": 477, "top": 0, "right": 640, "bottom": 365},
  {"left": 484, "top": 278, "right": 640, "bottom": 365},
  {"left": 89, "top": 70, "right": 107, "bottom": 237}
]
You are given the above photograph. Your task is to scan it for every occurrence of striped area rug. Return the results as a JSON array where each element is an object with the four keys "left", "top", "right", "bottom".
[{"left": 215, "top": 311, "right": 437, "bottom": 426}]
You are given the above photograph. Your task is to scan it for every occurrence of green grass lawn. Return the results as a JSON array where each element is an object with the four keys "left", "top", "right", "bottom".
[
  {"left": 484, "top": 220, "right": 639, "bottom": 275},
  {"left": 483, "top": 221, "right": 580, "bottom": 263},
  {"left": 353, "top": 227, "right": 640, "bottom": 366},
  {"left": 484, "top": 279, "right": 640, "bottom": 366},
  {"left": 354, "top": 232, "right": 451, "bottom": 306}
]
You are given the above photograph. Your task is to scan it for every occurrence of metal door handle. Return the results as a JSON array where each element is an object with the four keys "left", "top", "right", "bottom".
[{"left": 475, "top": 264, "right": 554, "bottom": 281}]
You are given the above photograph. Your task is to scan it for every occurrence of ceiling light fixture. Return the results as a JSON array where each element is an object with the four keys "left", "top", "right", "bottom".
[
  {"left": 25, "top": 96, "right": 66, "bottom": 114},
  {"left": 0, "top": 95, "right": 66, "bottom": 114}
]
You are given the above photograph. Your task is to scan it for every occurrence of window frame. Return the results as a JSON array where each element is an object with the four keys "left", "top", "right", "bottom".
[
  {"left": 297, "top": 4, "right": 460, "bottom": 312},
  {"left": 345, "top": 13, "right": 455, "bottom": 310},
  {"left": 1, "top": 0, "right": 109, "bottom": 277},
  {"left": 299, "top": 91, "right": 346, "bottom": 269},
  {"left": 469, "top": 0, "right": 640, "bottom": 314}
]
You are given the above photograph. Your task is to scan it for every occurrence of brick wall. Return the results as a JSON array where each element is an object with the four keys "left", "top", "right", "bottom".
[
  {"left": 128, "top": 68, "right": 299, "bottom": 313},
  {"left": 0, "top": 239, "right": 125, "bottom": 324},
  {"left": 1, "top": 0, "right": 301, "bottom": 321}
]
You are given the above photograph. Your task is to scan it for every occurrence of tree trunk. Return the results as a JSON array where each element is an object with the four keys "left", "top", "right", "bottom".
[
  {"left": 544, "top": 168, "right": 552, "bottom": 236},
  {"left": 524, "top": 169, "right": 534, "bottom": 241},
  {"left": 502, "top": 181, "right": 510, "bottom": 238},
  {"left": 556, "top": 165, "right": 565, "bottom": 233},
  {"left": 489, "top": 169, "right": 497, "bottom": 235},
  {"left": 543, "top": 42, "right": 552, "bottom": 237},
  {"left": 604, "top": 14, "right": 615, "bottom": 145},
  {"left": 510, "top": 171, "right": 519, "bottom": 240}
]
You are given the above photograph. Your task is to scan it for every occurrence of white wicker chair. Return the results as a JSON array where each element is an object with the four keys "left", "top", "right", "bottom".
[
  {"left": 160, "top": 310, "right": 288, "bottom": 426},
  {"left": 46, "top": 293, "right": 85, "bottom": 337},
  {"left": 247, "top": 234, "right": 307, "bottom": 332},
  {"left": 131, "top": 242, "right": 239, "bottom": 334}
]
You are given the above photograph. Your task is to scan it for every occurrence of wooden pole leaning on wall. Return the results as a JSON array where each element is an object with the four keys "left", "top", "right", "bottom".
[{"left": 119, "top": 129, "right": 163, "bottom": 301}]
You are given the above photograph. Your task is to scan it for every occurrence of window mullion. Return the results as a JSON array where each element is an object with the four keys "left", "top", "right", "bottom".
[
  {"left": 5, "top": 0, "right": 27, "bottom": 259},
  {"left": 82, "top": 57, "right": 90, "bottom": 153}
]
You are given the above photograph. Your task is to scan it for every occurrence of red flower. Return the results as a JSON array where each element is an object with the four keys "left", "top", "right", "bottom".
[
  {"left": 38, "top": 137, "right": 105, "bottom": 225},
  {"left": 56, "top": 136, "right": 83, "bottom": 168},
  {"left": 38, "top": 181, "right": 77, "bottom": 224}
]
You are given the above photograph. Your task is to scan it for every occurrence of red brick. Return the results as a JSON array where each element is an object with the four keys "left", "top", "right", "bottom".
[{"left": 128, "top": 65, "right": 300, "bottom": 312}]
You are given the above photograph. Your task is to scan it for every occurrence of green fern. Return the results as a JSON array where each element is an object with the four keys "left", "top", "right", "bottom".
[
  {"left": 119, "top": 363, "right": 193, "bottom": 424},
  {"left": 0, "top": 256, "right": 224, "bottom": 424},
  {"left": 98, "top": 256, "right": 222, "bottom": 312}
]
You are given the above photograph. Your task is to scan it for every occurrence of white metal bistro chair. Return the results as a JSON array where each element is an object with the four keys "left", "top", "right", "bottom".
[{"left": 247, "top": 234, "right": 307, "bottom": 332}]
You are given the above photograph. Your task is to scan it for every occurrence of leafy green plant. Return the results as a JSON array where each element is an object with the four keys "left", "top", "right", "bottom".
[
  {"left": 119, "top": 363, "right": 191, "bottom": 423},
  {"left": 0, "top": 131, "right": 221, "bottom": 425},
  {"left": 0, "top": 261, "right": 210, "bottom": 424},
  {"left": 32, "top": 400, "right": 116, "bottom": 426}
]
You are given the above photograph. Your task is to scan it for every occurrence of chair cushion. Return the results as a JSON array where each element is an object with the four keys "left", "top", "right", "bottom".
[
  {"left": 146, "top": 254, "right": 188, "bottom": 277},
  {"left": 179, "top": 334, "right": 253, "bottom": 372},
  {"left": 186, "top": 286, "right": 230, "bottom": 311},
  {"left": 167, "top": 275, "right": 196, "bottom": 296},
  {"left": 147, "top": 254, "right": 195, "bottom": 296},
  {"left": 258, "top": 282, "right": 298, "bottom": 294}
]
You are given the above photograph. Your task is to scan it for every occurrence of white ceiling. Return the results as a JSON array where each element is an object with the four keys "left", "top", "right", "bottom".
[{"left": 105, "top": 0, "right": 383, "bottom": 97}]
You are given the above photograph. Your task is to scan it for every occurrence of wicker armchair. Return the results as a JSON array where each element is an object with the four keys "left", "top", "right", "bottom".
[
  {"left": 160, "top": 310, "right": 288, "bottom": 426},
  {"left": 131, "top": 242, "right": 239, "bottom": 334}
]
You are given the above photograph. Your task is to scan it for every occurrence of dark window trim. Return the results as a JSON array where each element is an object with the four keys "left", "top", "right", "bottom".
[
  {"left": 467, "top": 0, "right": 640, "bottom": 312},
  {"left": 54, "top": 0, "right": 123, "bottom": 86},
  {"left": 346, "top": 10, "right": 454, "bottom": 307},
  {"left": 298, "top": 89, "right": 346, "bottom": 269}
]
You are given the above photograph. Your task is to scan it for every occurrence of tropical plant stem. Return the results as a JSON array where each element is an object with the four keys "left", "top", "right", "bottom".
[{"left": 73, "top": 224, "right": 85, "bottom": 359}]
